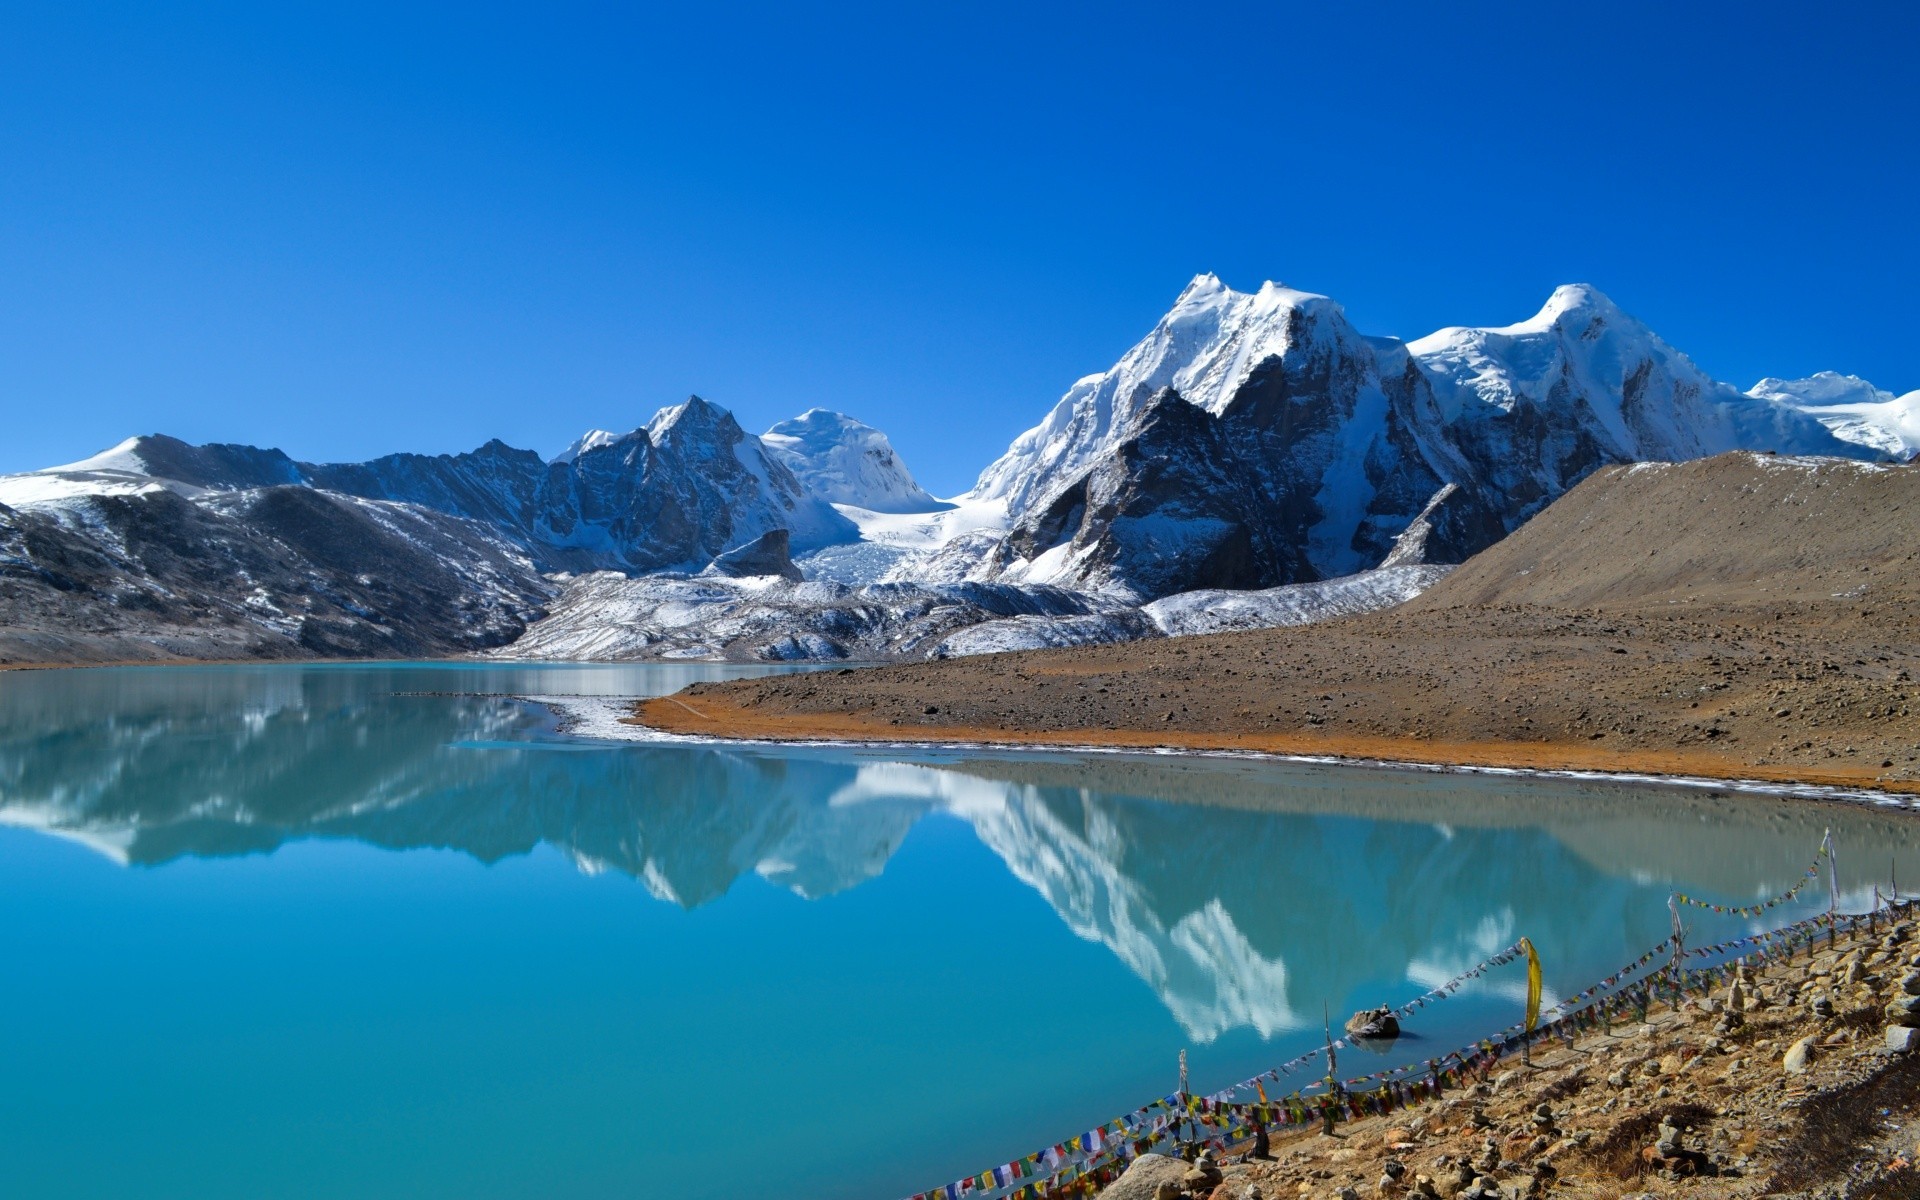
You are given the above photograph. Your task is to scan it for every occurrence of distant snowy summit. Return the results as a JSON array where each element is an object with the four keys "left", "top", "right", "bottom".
[
  {"left": 760, "top": 409, "right": 949, "bottom": 514},
  {"left": 1745, "top": 372, "right": 1920, "bottom": 460}
]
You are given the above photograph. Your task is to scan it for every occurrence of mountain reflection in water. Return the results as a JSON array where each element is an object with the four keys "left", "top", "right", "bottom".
[{"left": 5, "top": 663, "right": 1915, "bottom": 1045}]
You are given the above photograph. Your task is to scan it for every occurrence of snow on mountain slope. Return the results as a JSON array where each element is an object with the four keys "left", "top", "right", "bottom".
[
  {"left": 0, "top": 482, "right": 550, "bottom": 665},
  {"left": 970, "top": 274, "right": 1352, "bottom": 516},
  {"left": 550, "top": 429, "right": 623, "bottom": 463},
  {"left": 761, "top": 409, "right": 947, "bottom": 513},
  {"left": 974, "top": 287, "right": 1482, "bottom": 599},
  {"left": 637, "top": 395, "right": 856, "bottom": 554},
  {"left": 1747, "top": 372, "right": 1920, "bottom": 460},
  {"left": 1411, "top": 285, "right": 1855, "bottom": 464},
  {"left": 794, "top": 494, "right": 1008, "bottom": 585}
]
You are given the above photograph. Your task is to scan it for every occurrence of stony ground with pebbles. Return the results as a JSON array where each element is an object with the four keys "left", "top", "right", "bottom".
[{"left": 1106, "top": 916, "right": 1920, "bottom": 1200}]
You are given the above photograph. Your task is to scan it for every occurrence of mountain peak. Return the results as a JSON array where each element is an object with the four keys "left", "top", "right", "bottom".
[
  {"left": 763, "top": 409, "right": 946, "bottom": 513},
  {"left": 551, "top": 428, "right": 630, "bottom": 464},
  {"left": 646, "top": 395, "right": 741, "bottom": 449},
  {"left": 1528, "top": 283, "right": 1627, "bottom": 331},
  {"left": 1748, "top": 373, "right": 1920, "bottom": 459},
  {"left": 1175, "top": 272, "right": 1226, "bottom": 302},
  {"left": 1749, "top": 371, "right": 1895, "bottom": 408}
]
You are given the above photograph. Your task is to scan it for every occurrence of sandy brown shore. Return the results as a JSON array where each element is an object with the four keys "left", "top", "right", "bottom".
[{"left": 633, "top": 601, "right": 1920, "bottom": 796}]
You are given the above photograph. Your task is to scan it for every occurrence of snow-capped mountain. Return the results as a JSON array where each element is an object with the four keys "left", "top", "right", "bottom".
[
  {"left": 5, "top": 273, "right": 1912, "bottom": 664},
  {"left": 1410, "top": 284, "right": 1867, "bottom": 506},
  {"left": 307, "top": 395, "right": 856, "bottom": 572},
  {"left": 971, "top": 274, "right": 1319, "bottom": 515},
  {"left": 965, "top": 276, "right": 1894, "bottom": 601},
  {"left": 2, "top": 397, "right": 864, "bottom": 580},
  {"left": 550, "top": 429, "right": 624, "bottom": 463},
  {"left": 760, "top": 409, "right": 948, "bottom": 514},
  {"left": 1746, "top": 372, "right": 1920, "bottom": 460}
]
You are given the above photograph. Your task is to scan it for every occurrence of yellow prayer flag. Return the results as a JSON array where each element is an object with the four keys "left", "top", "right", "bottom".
[{"left": 1520, "top": 937, "right": 1543, "bottom": 1032}]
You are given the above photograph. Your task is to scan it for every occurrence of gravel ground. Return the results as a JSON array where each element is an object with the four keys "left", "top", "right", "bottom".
[{"left": 1124, "top": 914, "right": 1920, "bottom": 1200}]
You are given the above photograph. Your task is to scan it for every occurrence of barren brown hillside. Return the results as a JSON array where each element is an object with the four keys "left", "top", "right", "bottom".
[
  {"left": 635, "top": 453, "right": 1920, "bottom": 793},
  {"left": 1411, "top": 452, "right": 1920, "bottom": 611}
]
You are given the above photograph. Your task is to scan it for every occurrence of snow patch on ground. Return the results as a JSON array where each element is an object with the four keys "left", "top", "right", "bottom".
[
  {"left": 500, "top": 563, "right": 1448, "bottom": 664},
  {"left": 1144, "top": 566, "right": 1453, "bottom": 636}
]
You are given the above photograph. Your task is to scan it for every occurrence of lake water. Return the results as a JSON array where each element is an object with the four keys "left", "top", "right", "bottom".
[{"left": 2, "top": 662, "right": 1916, "bottom": 1200}]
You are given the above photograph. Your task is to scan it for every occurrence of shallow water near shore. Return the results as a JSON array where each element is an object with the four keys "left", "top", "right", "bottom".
[{"left": 2, "top": 662, "right": 1917, "bottom": 1200}]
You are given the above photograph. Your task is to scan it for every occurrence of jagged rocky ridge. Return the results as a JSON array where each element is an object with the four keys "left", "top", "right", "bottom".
[
  {"left": 2, "top": 276, "right": 1913, "bottom": 663},
  {"left": 969, "top": 278, "right": 1901, "bottom": 602}
]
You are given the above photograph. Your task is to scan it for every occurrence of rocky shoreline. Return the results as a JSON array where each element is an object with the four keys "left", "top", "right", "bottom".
[{"left": 1098, "top": 913, "right": 1920, "bottom": 1200}]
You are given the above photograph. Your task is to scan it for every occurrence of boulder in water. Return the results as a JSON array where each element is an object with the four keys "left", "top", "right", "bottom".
[{"left": 1345, "top": 1006, "right": 1401, "bottom": 1042}]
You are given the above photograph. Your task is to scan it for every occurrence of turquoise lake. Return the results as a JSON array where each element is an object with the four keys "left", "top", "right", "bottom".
[{"left": 2, "top": 662, "right": 1917, "bottom": 1200}]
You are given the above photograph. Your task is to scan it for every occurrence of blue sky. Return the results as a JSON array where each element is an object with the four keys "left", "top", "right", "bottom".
[{"left": 1, "top": 2, "right": 1914, "bottom": 493}]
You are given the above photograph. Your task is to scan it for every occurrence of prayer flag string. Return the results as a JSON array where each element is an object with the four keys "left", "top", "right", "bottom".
[{"left": 898, "top": 840, "right": 1891, "bottom": 1200}]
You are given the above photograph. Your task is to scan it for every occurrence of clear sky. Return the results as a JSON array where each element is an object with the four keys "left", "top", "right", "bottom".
[{"left": 2, "top": 2, "right": 1914, "bottom": 493}]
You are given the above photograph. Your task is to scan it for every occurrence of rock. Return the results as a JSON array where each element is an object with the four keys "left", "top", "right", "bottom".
[
  {"left": 1655, "top": 1118, "right": 1683, "bottom": 1156},
  {"left": 1903, "top": 971, "right": 1920, "bottom": 996},
  {"left": 1886, "top": 995, "right": 1920, "bottom": 1026},
  {"left": 1182, "top": 1152, "right": 1224, "bottom": 1194},
  {"left": 1337, "top": 1189, "right": 1361, "bottom": 1200},
  {"left": 1346, "top": 1006, "right": 1402, "bottom": 1041},
  {"left": 704, "top": 528, "right": 804, "bottom": 581},
  {"left": 1102, "top": 1154, "right": 1190, "bottom": 1200},
  {"left": 1889, "top": 1025, "right": 1920, "bottom": 1053},
  {"left": 1783, "top": 1035, "right": 1818, "bottom": 1074},
  {"left": 1658, "top": 1052, "right": 1685, "bottom": 1075},
  {"left": 1809, "top": 993, "right": 1836, "bottom": 1019}
]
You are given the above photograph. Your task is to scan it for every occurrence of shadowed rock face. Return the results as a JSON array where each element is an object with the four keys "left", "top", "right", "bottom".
[
  {"left": 0, "top": 487, "right": 549, "bottom": 664},
  {"left": 706, "top": 528, "right": 802, "bottom": 580},
  {"left": 304, "top": 397, "right": 854, "bottom": 573},
  {"left": 991, "top": 387, "right": 1300, "bottom": 599}
]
